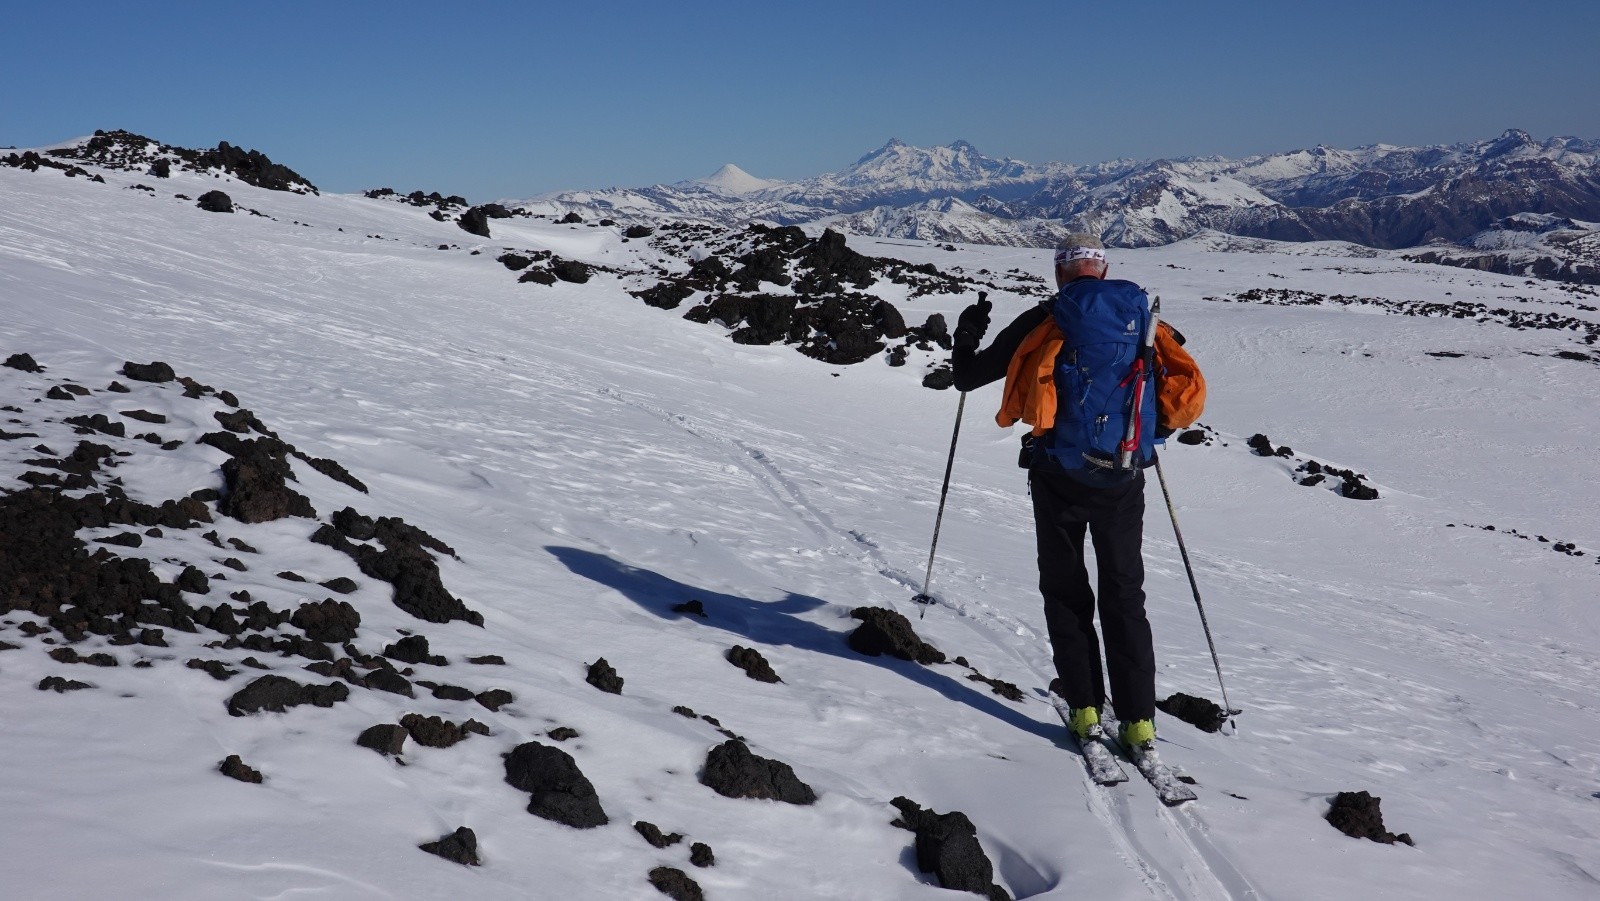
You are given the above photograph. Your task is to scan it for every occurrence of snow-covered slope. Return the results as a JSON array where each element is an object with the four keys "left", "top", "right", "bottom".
[{"left": 2, "top": 150, "right": 1599, "bottom": 901}]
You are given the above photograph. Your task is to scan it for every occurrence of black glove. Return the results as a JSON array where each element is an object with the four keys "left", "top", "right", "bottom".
[{"left": 954, "top": 291, "right": 991, "bottom": 351}]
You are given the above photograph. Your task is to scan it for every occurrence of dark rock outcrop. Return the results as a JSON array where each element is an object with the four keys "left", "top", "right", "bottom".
[
  {"left": 848, "top": 607, "right": 945, "bottom": 665},
  {"left": 357, "top": 723, "right": 409, "bottom": 756},
  {"left": 218, "top": 754, "right": 263, "bottom": 783},
  {"left": 290, "top": 598, "right": 360, "bottom": 643},
  {"left": 196, "top": 190, "right": 234, "bottom": 213},
  {"left": 226, "top": 675, "right": 349, "bottom": 716},
  {"left": 458, "top": 207, "right": 491, "bottom": 238},
  {"left": 419, "top": 827, "right": 481, "bottom": 866},
  {"left": 586, "top": 657, "right": 623, "bottom": 694},
  {"left": 1327, "top": 791, "right": 1414, "bottom": 846},
  {"left": 648, "top": 867, "right": 704, "bottom": 901},
  {"left": 891, "top": 797, "right": 1010, "bottom": 900},
  {"left": 1156, "top": 692, "right": 1228, "bottom": 733},
  {"left": 726, "top": 645, "right": 781, "bottom": 683},
  {"left": 503, "top": 741, "right": 609, "bottom": 828},
  {"left": 699, "top": 739, "right": 816, "bottom": 805}
]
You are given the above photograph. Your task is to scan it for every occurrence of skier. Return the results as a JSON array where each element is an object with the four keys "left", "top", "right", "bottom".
[{"left": 951, "top": 234, "right": 1203, "bottom": 756}]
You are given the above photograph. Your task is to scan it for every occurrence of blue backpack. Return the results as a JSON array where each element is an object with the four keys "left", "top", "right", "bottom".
[{"left": 1041, "top": 278, "right": 1159, "bottom": 484}]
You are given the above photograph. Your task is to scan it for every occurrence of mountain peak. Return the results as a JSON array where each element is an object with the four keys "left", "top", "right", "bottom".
[{"left": 690, "top": 162, "right": 784, "bottom": 196}]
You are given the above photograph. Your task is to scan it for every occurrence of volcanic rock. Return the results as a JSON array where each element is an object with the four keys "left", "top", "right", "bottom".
[{"left": 503, "top": 741, "right": 609, "bottom": 828}]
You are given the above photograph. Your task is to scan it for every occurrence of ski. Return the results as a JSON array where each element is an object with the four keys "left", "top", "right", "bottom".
[
  {"left": 1100, "top": 717, "right": 1198, "bottom": 806},
  {"left": 1050, "top": 699, "right": 1128, "bottom": 785}
]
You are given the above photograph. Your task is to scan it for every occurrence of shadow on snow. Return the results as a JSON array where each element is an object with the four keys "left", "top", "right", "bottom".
[{"left": 546, "top": 545, "right": 1056, "bottom": 742}]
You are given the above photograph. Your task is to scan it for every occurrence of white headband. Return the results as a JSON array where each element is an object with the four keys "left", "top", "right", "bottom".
[{"left": 1054, "top": 246, "right": 1106, "bottom": 264}]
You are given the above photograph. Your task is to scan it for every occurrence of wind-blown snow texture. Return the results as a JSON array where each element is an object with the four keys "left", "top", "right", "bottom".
[{"left": 2, "top": 142, "right": 1598, "bottom": 900}]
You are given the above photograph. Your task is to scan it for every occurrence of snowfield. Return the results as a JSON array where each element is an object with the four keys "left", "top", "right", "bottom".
[{"left": 1, "top": 156, "right": 1597, "bottom": 900}]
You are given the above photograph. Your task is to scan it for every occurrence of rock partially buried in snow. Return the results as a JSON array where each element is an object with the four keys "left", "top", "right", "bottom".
[
  {"left": 1327, "top": 790, "right": 1414, "bottom": 846},
  {"left": 848, "top": 607, "right": 945, "bottom": 665},
  {"left": 586, "top": 657, "right": 624, "bottom": 694},
  {"left": 419, "top": 826, "right": 480, "bottom": 866},
  {"left": 726, "top": 645, "right": 781, "bottom": 683},
  {"left": 891, "top": 796, "right": 1011, "bottom": 900},
  {"left": 218, "top": 754, "right": 263, "bottom": 783},
  {"left": 699, "top": 739, "right": 816, "bottom": 805},
  {"left": 648, "top": 867, "right": 704, "bottom": 901},
  {"left": 503, "top": 741, "right": 609, "bottom": 828},
  {"left": 226, "top": 674, "right": 349, "bottom": 716},
  {"left": 1156, "top": 692, "right": 1227, "bottom": 733},
  {"left": 196, "top": 190, "right": 234, "bottom": 213}
]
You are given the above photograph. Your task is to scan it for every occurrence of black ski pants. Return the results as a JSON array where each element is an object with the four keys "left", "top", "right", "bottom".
[{"left": 1030, "top": 469, "right": 1156, "bottom": 723}]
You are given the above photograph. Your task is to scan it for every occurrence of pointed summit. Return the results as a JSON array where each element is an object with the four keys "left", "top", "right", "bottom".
[{"left": 689, "top": 163, "right": 785, "bottom": 196}]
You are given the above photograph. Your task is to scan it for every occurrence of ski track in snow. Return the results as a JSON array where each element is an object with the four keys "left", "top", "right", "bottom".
[{"left": 597, "top": 379, "right": 1267, "bottom": 899}]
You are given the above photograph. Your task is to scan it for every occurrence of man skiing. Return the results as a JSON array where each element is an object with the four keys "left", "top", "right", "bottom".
[{"left": 951, "top": 234, "right": 1202, "bottom": 757}]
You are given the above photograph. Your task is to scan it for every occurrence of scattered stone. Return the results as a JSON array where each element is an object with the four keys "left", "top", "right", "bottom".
[
  {"left": 226, "top": 674, "right": 349, "bottom": 716},
  {"left": 458, "top": 207, "right": 491, "bottom": 238},
  {"left": 197, "top": 190, "right": 234, "bottom": 213},
  {"left": 119, "top": 360, "right": 177, "bottom": 383},
  {"left": 552, "top": 259, "right": 592, "bottom": 284},
  {"left": 48, "top": 647, "right": 118, "bottom": 666},
  {"left": 401, "top": 713, "right": 479, "bottom": 748},
  {"left": 922, "top": 364, "right": 955, "bottom": 390},
  {"left": 278, "top": 570, "right": 307, "bottom": 582},
  {"left": 689, "top": 842, "right": 715, "bottom": 868},
  {"left": 503, "top": 741, "right": 609, "bottom": 828},
  {"left": 291, "top": 598, "right": 360, "bottom": 643},
  {"left": 1156, "top": 692, "right": 1228, "bottom": 733},
  {"left": 726, "top": 645, "right": 781, "bottom": 683},
  {"left": 384, "top": 634, "right": 445, "bottom": 665},
  {"left": 357, "top": 723, "right": 409, "bottom": 756},
  {"left": 965, "top": 670, "right": 1024, "bottom": 702},
  {"left": 425, "top": 683, "right": 475, "bottom": 701},
  {"left": 890, "top": 797, "right": 1011, "bottom": 900},
  {"left": 699, "top": 739, "right": 816, "bottom": 805},
  {"left": 671, "top": 599, "right": 706, "bottom": 617},
  {"left": 217, "top": 436, "right": 317, "bottom": 523},
  {"left": 1327, "top": 791, "right": 1414, "bottom": 846},
  {"left": 364, "top": 669, "right": 415, "bottom": 697},
  {"left": 467, "top": 654, "right": 506, "bottom": 665},
  {"left": 634, "top": 820, "right": 684, "bottom": 848},
  {"left": 295, "top": 451, "right": 368, "bottom": 493},
  {"left": 218, "top": 754, "right": 263, "bottom": 783},
  {"left": 586, "top": 657, "right": 623, "bottom": 694},
  {"left": 38, "top": 676, "right": 92, "bottom": 693},
  {"left": 319, "top": 577, "right": 359, "bottom": 594},
  {"left": 546, "top": 726, "right": 580, "bottom": 741},
  {"left": 95, "top": 532, "right": 143, "bottom": 548},
  {"left": 624, "top": 224, "right": 654, "bottom": 238},
  {"left": 476, "top": 688, "right": 515, "bottom": 711},
  {"left": 648, "top": 867, "right": 704, "bottom": 901},
  {"left": 4, "top": 353, "right": 43, "bottom": 372},
  {"left": 186, "top": 658, "right": 238, "bottom": 681},
  {"left": 331, "top": 506, "right": 378, "bottom": 540},
  {"left": 848, "top": 607, "right": 945, "bottom": 664},
  {"left": 419, "top": 827, "right": 480, "bottom": 866}
]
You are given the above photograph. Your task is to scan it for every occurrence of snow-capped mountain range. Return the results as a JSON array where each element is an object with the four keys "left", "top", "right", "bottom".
[{"left": 515, "top": 131, "right": 1600, "bottom": 283}]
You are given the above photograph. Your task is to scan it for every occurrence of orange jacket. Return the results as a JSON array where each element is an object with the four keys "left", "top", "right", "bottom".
[{"left": 996, "top": 320, "right": 1206, "bottom": 434}]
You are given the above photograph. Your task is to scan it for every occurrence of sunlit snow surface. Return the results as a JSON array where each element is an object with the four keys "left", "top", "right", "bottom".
[{"left": 1, "top": 162, "right": 1597, "bottom": 900}]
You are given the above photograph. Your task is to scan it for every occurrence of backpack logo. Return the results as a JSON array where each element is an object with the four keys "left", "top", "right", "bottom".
[{"left": 1124, "top": 319, "right": 1139, "bottom": 335}]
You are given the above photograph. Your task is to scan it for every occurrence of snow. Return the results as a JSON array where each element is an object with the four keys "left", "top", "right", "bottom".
[{"left": 1, "top": 157, "right": 1599, "bottom": 900}]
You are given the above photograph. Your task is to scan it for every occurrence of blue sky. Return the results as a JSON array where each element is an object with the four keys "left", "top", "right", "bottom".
[{"left": 5, "top": 1, "right": 1597, "bottom": 200}]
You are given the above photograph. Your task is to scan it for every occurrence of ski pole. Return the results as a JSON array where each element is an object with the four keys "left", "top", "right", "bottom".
[
  {"left": 912, "top": 391, "right": 966, "bottom": 619},
  {"left": 1154, "top": 455, "right": 1239, "bottom": 733}
]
